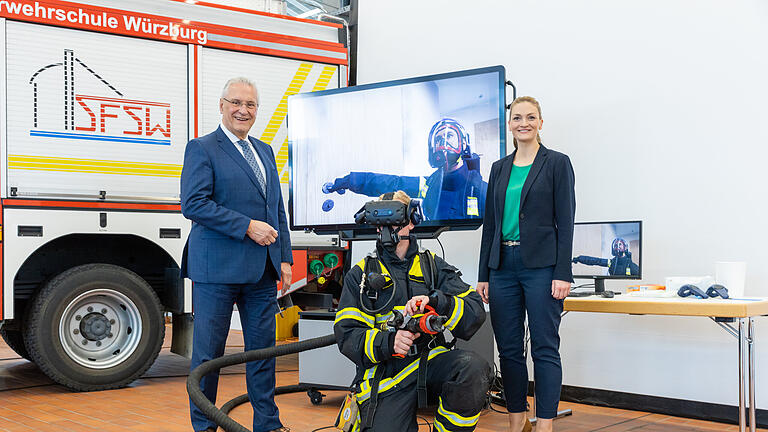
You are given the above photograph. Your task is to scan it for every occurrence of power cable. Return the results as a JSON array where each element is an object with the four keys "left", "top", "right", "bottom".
[{"left": 436, "top": 237, "right": 446, "bottom": 259}]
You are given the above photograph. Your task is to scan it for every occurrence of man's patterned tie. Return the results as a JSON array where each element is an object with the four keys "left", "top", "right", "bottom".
[{"left": 237, "top": 139, "right": 267, "bottom": 195}]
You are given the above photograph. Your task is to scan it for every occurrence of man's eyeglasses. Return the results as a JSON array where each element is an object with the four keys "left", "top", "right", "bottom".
[{"left": 222, "top": 97, "right": 258, "bottom": 110}]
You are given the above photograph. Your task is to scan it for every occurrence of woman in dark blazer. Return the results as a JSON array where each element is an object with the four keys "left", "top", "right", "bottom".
[{"left": 477, "top": 96, "right": 575, "bottom": 432}]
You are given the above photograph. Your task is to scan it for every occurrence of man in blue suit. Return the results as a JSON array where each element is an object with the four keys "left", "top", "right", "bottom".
[{"left": 181, "top": 77, "right": 293, "bottom": 432}]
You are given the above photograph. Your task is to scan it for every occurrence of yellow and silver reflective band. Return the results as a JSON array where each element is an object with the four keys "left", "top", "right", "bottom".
[
  {"left": 437, "top": 397, "right": 480, "bottom": 428},
  {"left": 356, "top": 346, "right": 450, "bottom": 402},
  {"left": 434, "top": 419, "right": 448, "bottom": 432},
  {"left": 445, "top": 297, "right": 465, "bottom": 331},
  {"left": 375, "top": 312, "right": 392, "bottom": 325},
  {"left": 364, "top": 329, "right": 380, "bottom": 363},
  {"left": 466, "top": 196, "right": 479, "bottom": 216},
  {"left": 363, "top": 365, "right": 378, "bottom": 381},
  {"left": 375, "top": 305, "right": 404, "bottom": 326},
  {"left": 457, "top": 287, "right": 474, "bottom": 298},
  {"left": 335, "top": 307, "right": 375, "bottom": 328},
  {"left": 419, "top": 176, "right": 429, "bottom": 199}
]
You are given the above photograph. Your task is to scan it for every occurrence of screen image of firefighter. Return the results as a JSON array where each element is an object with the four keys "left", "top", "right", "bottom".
[
  {"left": 289, "top": 71, "right": 501, "bottom": 227},
  {"left": 571, "top": 222, "right": 641, "bottom": 277}
]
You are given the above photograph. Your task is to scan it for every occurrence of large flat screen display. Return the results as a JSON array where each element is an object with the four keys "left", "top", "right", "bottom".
[
  {"left": 288, "top": 66, "right": 507, "bottom": 232},
  {"left": 572, "top": 221, "right": 642, "bottom": 279}
]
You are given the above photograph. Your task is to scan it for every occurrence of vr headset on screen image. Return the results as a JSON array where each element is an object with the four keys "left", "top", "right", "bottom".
[{"left": 353, "top": 198, "right": 424, "bottom": 247}]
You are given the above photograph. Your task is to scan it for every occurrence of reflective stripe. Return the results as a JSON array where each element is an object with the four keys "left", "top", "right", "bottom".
[
  {"left": 466, "top": 196, "right": 479, "bottom": 216},
  {"left": 356, "top": 346, "right": 450, "bottom": 402},
  {"left": 457, "top": 287, "right": 474, "bottom": 298},
  {"left": 409, "top": 254, "right": 424, "bottom": 277},
  {"left": 380, "top": 262, "right": 392, "bottom": 276},
  {"left": 363, "top": 365, "right": 377, "bottom": 380},
  {"left": 375, "top": 305, "right": 404, "bottom": 325},
  {"left": 437, "top": 397, "right": 480, "bottom": 427},
  {"left": 446, "top": 297, "right": 464, "bottom": 331},
  {"left": 364, "top": 329, "right": 380, "bottom": 363},
  {"left": 355, "top": 257, "right": 393, "bottom": 276},
  {"left": 419, "top": 176, "right": 429, "bottom": 198},
  {"left": 335, "top": 307, "right": 375, "bottom": 327},
  {"left": 354, "top": 258, "right": 366, "bottom": 271},
  {"left": 434, "top": 419, "right": 448, "bottom": 432}
]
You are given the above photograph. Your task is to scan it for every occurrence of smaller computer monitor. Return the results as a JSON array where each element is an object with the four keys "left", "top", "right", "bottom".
[{"left": 572, "top": 220, "right": 642, "bottom": 293}]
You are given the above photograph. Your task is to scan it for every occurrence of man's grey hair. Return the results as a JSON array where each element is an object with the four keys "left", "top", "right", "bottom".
[{"left": 221, "top": 77, "right": 260, "bottom": 106}]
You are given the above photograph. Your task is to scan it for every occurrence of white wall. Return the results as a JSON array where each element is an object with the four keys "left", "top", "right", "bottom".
[{"left": 355, "top": 0, "right": 768, "bottom": 409}]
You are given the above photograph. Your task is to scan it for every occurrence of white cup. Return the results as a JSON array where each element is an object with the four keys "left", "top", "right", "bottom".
[{"left": 715, "top": 262, "right": 747, "bottom": 298}]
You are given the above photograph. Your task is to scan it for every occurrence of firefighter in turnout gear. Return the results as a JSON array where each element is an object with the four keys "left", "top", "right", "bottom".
[
  {"left": 334, "top": 191, "right": 491, "bottom": 432},
  {"left": 572, "top": 237, "right": 639, "bottom": 276},
  {"left": 322, "top": 118, "right": 488, "bottom": 221}
]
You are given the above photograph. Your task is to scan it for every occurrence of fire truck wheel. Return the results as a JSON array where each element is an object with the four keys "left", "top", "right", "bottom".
[
  {"left": 0, "top": 327, "right": 30, "bottom": 360},
  {"left": 23, "top": 264, "right": 165, "bottom": 391}
]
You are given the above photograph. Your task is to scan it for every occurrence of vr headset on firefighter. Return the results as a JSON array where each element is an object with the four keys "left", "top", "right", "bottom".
[
  {"left": 353, "top": 194, "right": 424, "bottom": 247},
  {"left": 352, "top": 195, "right": 445, "bottom": 341}
]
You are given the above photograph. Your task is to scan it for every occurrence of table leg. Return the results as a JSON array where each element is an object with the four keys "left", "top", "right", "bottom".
[
  {"left": 739, "top": 318, "right": 746, "bottom": 432},
  {"left": 748, "top": 317, "right": 755, "bottom": 432}
]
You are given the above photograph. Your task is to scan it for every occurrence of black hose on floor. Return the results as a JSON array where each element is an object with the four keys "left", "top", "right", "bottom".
[
  {"left": 220, "top": 384, "right": 312, "bottom": 416},
  {"left": 187, "top": 334, "right": 337, "bottom": 432}
]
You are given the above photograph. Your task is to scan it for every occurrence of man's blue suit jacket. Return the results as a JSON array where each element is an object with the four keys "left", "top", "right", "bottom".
[{"left": 180, "top": 126, "right": 292, "bottom": 284}]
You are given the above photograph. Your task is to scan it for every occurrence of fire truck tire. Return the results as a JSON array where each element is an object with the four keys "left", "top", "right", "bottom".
[
  {"left": 23, "top": 264, "right": 165, "bottom": 391},
  {"left": 0, "top": 328, "right": 30, "bottom": 360}
]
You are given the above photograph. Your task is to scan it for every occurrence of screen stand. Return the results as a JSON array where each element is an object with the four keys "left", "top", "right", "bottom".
[
  {"left": 570, "top": 277, "right": 615, "bottom": 297},
  {"left": 339, "top": 226, "right": 449, "bottom": 242},
  {"left": 594, "top": 277, "right": 607, "bottom": 294}
]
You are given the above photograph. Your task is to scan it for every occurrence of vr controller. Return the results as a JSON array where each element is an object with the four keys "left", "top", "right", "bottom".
[
  {"left": 386, "top": 305, "right": 447, "bottom": 335},
  {"left": 381, "top": 300, "right": 447, "bottom": 358},
  {"left": 677, "top": 283, "right": 729, "bottom": 299}
]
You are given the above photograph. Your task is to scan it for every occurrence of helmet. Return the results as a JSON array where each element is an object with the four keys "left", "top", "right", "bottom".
[
  {"left": 611, "top": 238, "right": 629, "bottom": 256},
  {"left": 428, "top": 118, "right": 470, "bottom": 168}
]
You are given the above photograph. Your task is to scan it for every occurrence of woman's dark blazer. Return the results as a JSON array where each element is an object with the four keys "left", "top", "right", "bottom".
[{"left": 478, "top": 144, "right": 576, "bottom": 283}]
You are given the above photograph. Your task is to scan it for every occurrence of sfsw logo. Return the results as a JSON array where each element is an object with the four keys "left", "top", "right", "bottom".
[{"left": 29, "top": 49, "right": 172, "bottom": 145}]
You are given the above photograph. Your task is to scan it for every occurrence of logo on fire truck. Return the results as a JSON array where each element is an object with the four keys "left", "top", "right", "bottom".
[{"left": 29, "top": 49, "right": 172, "bottom": 145}]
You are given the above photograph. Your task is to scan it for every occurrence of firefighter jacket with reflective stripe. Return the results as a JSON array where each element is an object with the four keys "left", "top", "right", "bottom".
[{"left": 333, "top": 235, "right": 486, "bottom": 397}]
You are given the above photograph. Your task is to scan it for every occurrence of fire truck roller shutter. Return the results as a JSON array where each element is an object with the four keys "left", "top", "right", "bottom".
[{"left": 23, "top": 264, "right": 164, "bottom": 391}]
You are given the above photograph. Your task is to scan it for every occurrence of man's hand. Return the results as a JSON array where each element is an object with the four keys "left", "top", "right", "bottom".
[
  {"left": 280, "top": 262, "right": 292, "bottom": 290},
  {"left": 476, "top": 282, "right": 489, "bottom": 304},
  {"left": 551, "top": 280, "right": 571, "bottom": 299},
  {"left": 246, "top": 220, "right": 277, "bottom": 246},
  {"left": 393, "top": 330, "right": 420, "bottom": 357},
  {"left": 403, "top": 295, "right": 430, "bottom": 316}
]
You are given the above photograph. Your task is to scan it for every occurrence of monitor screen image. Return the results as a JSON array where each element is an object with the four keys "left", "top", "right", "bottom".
[
  {"left": 572, "top": 221, "right": 642, "bottom": 279},
  {"left": 288, "top": 66, "right": 507, "bottom": 232}
]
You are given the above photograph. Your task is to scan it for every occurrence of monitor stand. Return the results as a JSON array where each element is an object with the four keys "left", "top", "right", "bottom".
[
  {"left": 569, "top": 277, "right": 616, "bottom": 297},
  {"left": 594, "top": 277, "right": 607, "bottom": 294}
]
